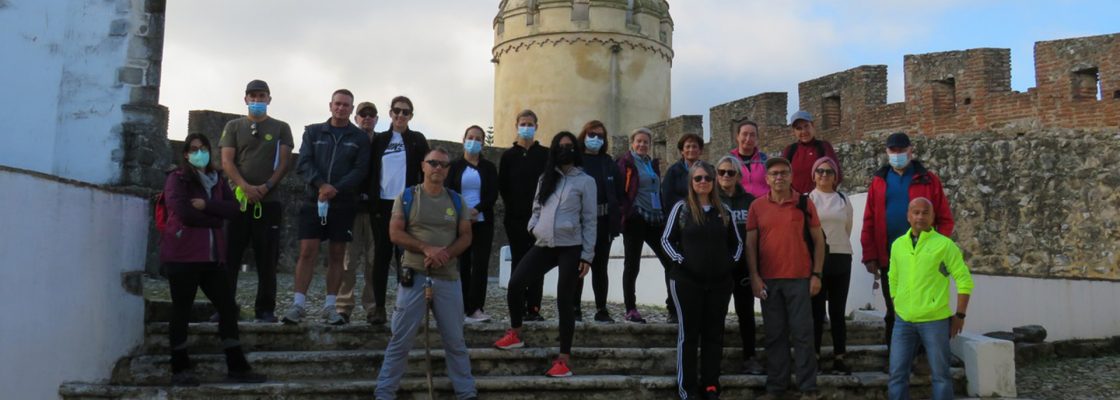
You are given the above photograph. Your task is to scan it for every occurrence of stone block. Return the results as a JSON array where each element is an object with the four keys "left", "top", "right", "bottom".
[
  {"left": 1012, "top": 324, "right": 1047, "bottom": 343},
  {"left": 117, "top": 66, "right": 144, "bottom": 86},
  {"left": 950, "top": 332, "right": 1017, "bottom": 397},
  {"left": 109, "top": 19, "right": 129, "bottom": 37},
  {"left": 984, "top": 331, "right": 1015, "bottom": 342}
]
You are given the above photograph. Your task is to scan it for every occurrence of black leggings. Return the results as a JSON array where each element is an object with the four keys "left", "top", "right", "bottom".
[
  {"left": 167, "top": 263, "right": 241, "bottom": 350},
  {"left": 507, "top": 245, "right": 581, "bottom": 354},
  {"left": 621, "top": 214, "right": 676, "bottom": 312},
  {"left": 574, "top": 217, "right": 612, "bottom": 311},
  {"left": 812, "top": 253, "right": 853, "bottom": 355},
  {"left": 504, "top": 216, "right": 544, "bottom": 313},
  {"left": 671, "top": 277, "right": 734, "bottom": 396},
  {"left": 460, "top": 219, "right": 495, "bottom": 314}
]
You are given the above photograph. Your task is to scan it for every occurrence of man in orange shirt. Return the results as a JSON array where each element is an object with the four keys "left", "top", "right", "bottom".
[{"left": 747, "top": 157, "right": 825, "bottom": 400}]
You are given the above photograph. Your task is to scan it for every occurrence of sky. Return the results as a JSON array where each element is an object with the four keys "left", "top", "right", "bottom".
[{"left": 161, "top": 0, "right": 1119, "bottom": 146}]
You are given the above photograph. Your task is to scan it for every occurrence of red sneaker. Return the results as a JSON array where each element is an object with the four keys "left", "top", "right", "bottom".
[
  {"left": 494, "top": 329, "right": 524, "bottom": 350},
  {"left": 546, "top": 358, "right": 573, "bottom": 377}
]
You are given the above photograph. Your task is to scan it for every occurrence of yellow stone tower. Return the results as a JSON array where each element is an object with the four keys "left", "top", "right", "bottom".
[{"left": 492, "top": 0, "right": 674, "bottom": 145}]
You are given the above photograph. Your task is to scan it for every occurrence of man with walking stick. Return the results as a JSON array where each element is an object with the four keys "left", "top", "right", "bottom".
[{"left": 374, "top": 148, "right": 478, "bottom": 400}]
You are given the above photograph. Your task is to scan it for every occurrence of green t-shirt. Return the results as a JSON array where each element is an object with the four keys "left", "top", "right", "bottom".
[
  {"left": 218, "top": 116, "right": 294, "bottom": 201},
  {"left": 391, "top": 187, "right": 470, "bottom": 280}
]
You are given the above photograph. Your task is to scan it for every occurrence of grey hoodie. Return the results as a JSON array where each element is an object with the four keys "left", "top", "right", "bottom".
[{"left": 527, "top": 167, "right": 598, "bottom": 262}]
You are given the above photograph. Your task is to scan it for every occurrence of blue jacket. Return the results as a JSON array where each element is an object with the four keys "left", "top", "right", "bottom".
[{"left": 297, "top": 120, "right": 371, "bottom": 201}]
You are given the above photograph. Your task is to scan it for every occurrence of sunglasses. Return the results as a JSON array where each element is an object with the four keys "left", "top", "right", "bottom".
[
  {"left": 251, "top": 122, "right": 258, "bottom": 137},
  {"left": 391, "top": 108, "right": 413, "bottom": 116},
  {"left": 692, "top": 175, "right": 714, "bottom": 183},
  {"left": 815, "top": 168, "right": 836, "bottom": 176},
  {"left": 717, "top": 169, "right": 737, "bottom": 177},
  {"left": 357, "top": 111, "right": 377, "bottom": 118},
  {"left": 424, "top": 160, "right": 450, "bottom": 169},
  {"left": 586, "top": 131, "right": 605, "bottom": 138}
]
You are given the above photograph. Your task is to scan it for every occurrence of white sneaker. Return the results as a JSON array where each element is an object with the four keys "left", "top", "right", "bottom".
[
  {"left": 465, "top": 310, "right": 491, "bottom": 324},
  {"left": 281, "top": 304, "right": 306, "bottom": 325}
]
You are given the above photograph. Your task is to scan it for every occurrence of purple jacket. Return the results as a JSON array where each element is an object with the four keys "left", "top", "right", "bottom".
[
  {"left": 730, "top": 147, "right": 770, "bottom": 198},
  {"left": 159, "top": 168, "right": 240, "bottom": 264},
  {"left": 616, "top": 150, "right": 661, "bottom": 230}
]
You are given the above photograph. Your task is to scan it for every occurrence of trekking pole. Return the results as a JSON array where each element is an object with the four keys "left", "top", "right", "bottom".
[{"left": 424, "top": 265, "right": 435, "bottom": 399}]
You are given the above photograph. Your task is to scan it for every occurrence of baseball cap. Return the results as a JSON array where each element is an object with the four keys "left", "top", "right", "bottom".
[
  {"left": 245, "top": 79, "right": 270, "bottom": 94},
  {"left": 356, "top": 102, "right": 377, "bottom": 114},
  {"left": 789, "top": 110, "right": 813, "bottom": 125},
  {"left": 765, "top": 156, "right": 791, "bottom": 170},
  {"left": 886, "top": 132, "right": 912, "bottom": 148}
]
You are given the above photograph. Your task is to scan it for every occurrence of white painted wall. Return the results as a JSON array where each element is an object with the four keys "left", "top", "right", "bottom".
[
  {"left": 505, "top": 192, "right": 1120, "bottom": 340},
  {"left": 0, "top": 169, "right": 148, "bottom": 399},
  {"left": 0, "top": 0, "right": 143, "bottom": 184}
]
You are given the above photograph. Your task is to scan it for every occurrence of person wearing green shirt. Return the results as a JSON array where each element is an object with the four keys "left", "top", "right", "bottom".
[{"left": 887, "top": 197, "right": 973, "bottom": 400}]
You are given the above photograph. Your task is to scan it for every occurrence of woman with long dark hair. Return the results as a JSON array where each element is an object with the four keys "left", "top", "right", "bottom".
[
  {"left": 494, "top": 131, "right": 597, "bottom": 378},
  {"left": 160, "top": 134, "right": 265, "bottom": 385},
  {"left": 662, "top": 161, "right": 743, "bottom": 399},
  {"left": 573, "top": 120, "right": 623, "bottom": 322},
  {"left": 447, "top": 125, "right": 499, "bottom": 323}
]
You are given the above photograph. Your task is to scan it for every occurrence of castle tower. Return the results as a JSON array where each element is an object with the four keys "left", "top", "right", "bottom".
[{"left": 492, "top": 0, "right": 674, "bottom": 145}]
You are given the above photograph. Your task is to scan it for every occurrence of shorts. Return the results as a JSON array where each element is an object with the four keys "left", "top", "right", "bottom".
[{"left": 298, "top": 198, "right": 357, "bottom": 242}]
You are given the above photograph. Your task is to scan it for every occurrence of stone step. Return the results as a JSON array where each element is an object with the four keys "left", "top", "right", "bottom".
[
  {"left": 113, "top": 345, "right": 898, "bottom": 385},
  {"left": 63, "top": 371, "right": 966, "bottom": 400},
  {"left": 144, "top": 319, "right": 886, "bottom": 353}
]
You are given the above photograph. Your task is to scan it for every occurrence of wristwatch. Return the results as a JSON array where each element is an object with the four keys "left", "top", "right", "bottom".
[
  {"left": 811, "top": 272, "right": 822, "bottom": 279},
  {"left": 264, "top": 181, "right": 274, "bottom": 190},
  {"left": 954, "top": 312, "right": 966, "bottom": 319}
]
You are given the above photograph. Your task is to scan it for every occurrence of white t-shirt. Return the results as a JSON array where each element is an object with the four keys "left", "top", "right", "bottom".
[
  {"left": 809, "top": 189, "right": 854, "bottom": 254},
  {"left": 380, "top": 132, "right": 407, "bottom": 200},
  {"left": 460, "top": 166, "right": 484, "bottom": 222}
]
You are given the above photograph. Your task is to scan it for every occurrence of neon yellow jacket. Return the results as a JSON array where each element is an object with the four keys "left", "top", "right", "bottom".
[{"left": 888, "top": 228, "right": 974, "bottom": 323}]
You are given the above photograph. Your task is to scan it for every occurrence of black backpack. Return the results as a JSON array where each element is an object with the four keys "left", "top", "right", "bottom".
[
  {"left": 783, "top": 140, "right": 828, "bottom": 162},
  {"left": 795, "top": 192, "right": 845, "bottom": 265}
]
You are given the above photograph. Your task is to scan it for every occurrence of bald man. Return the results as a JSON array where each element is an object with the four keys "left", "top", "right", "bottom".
[{"left": 886, "top": 198, "right": 973, "bottom": 400}]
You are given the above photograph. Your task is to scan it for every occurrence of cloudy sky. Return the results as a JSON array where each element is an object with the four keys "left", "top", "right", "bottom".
[{"left": 162, "top": 0, "right": 1118, "bottom": 146}]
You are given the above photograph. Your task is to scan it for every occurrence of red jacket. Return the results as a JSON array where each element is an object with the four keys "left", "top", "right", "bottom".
[
  {"left": 617, "top": 150, "right": 661, "bottom": 230},
  {"left": 159, "top": 168, "right": 240, "bottom": 264},
  {"left": 783, "top": 139, "right": 842, "bottom": 194},
  {"left": 860, "top": 160, "right": 954, "bottom": 269}
]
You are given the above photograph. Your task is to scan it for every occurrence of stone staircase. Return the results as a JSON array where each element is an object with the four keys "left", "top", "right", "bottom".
[{"left": 60, "top": 318, "right": 964, "bottom": 399}]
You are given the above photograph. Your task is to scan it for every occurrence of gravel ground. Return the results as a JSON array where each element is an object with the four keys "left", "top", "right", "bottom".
[
  {"left": 1016, "top": 355, "right": 1120, "bottom": 400},
  {"left": 143, "top": 271, "right": 704, "bottom": 323}
]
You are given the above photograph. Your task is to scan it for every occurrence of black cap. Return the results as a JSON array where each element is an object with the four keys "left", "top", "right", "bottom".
[
  {"left": 886, "top": 132, "right": 911, "bottom": 148},
  {"left": 245, "top": 79, "right": 270, "bottom": 94}
]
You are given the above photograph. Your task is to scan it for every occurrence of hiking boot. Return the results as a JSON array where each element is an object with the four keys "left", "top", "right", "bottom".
[
  {"left": 226, "top": 370, "right": 267, "bottom": 383},
  {"left": 832, "top": 357, "right": 852, "bottom": 375},
  {"left": 623, "top": 309, "right": 647, "bottom": 324},
  {"left": 545, "top": 358, "right": 573, "bottom": 377},
  {"left": 703, "top": 385, "right": 720, "bottom": 399},
  {"left": 325, "top": 310, "right": 348, "bottom": 326},
  {"left": 465, "top": 310, "right": 492, "bottom": 324},
  {"left": 170, "top": 371, "right": 200, "bottom": 387},
  {"left": 367, "top": 307, "right": 387, "bottom": 325},
  {"left": 254, "top": 311, "right": 278, "bottom": 323},
  {"left": 494, "top": 329, "right": 524, "bottom": 350},
  {"left": 593, "top": 309, "right": 614, "bottom": 323},
  {"left": 742, "top": 356, "right": 766, "bottom": 375},
  {"left": 281, "top": 304, "right": 306, "bottom": 325}
]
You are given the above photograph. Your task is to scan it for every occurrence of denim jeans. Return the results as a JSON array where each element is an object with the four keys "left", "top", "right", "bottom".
[{"left": 888, "top": 317, "right": 954, "bottom": 400}]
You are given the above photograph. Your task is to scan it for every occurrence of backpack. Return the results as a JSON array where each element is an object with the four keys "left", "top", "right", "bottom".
[
  {"left": 154, "top": 192, "right": 169, "bottom": 233},
  {"left": 783, "top": 140, "right": 827, "bottom": 162},
  {"left": 401, "top": 185, "right": 463, "bottom": 225},
  {"left": 795, "top": 191, "right": 847, "bottom": 265}
]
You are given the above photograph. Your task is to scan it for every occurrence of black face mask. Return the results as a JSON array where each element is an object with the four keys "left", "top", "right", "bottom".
[{"left": 555, "top": 146, "right": 576, "bottom": 164}]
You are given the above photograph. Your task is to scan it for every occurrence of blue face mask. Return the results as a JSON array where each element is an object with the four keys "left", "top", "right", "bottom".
[
  {"left": 517, "top": 126, "right": 536, "bottom": 140},
  {"left": 888, "top": 152, "right": 910, "bottom": 169},
  {"left": 188, "top": 150, "right": 210, "bottom": 169},
  {"left": 317, "top": 200, "right": 329, "bottom": 225},
  {"left": 584, "top": 136, "right": 604, "bottom": 152},
  {"left": 463, "top": 139, "right": 483, "bottom": 155},
  {"left": 247, "top": 102, "right": 267, "bottom": 117}
]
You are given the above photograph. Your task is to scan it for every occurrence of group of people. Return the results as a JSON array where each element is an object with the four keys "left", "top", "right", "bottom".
[{"left": 158, "top": 79, "right": 975, "bottom": 400}]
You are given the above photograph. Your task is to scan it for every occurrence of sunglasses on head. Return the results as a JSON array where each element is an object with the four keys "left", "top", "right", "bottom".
[
  {"left": 424, "top": 160, "right": 450, "bottom": 168},
  {"left": 815, "top": 168, "right": 836, "bottom": 176},
  {"left": 692, "top": 175, "right": 713, "bottom": 183},
  {"left": 717, "top": 169, "right": 737, "bottom": 177},
  {"left": 391, "top": 108, "right": 413, "bottom": 116}
]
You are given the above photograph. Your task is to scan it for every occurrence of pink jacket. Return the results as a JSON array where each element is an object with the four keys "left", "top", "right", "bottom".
[{"left": 730, "top": 148, "right": 770, "bottom": 198}]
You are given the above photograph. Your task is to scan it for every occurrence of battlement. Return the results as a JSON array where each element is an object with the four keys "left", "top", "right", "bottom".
[{"left": 705, "top": 32, "right": 1119, "bottom": 151}]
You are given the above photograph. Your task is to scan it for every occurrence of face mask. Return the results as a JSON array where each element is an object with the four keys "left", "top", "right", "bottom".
[
  {"left": 188, "top": 150, "right": 210, "bottom": 169},
  {"left": 247, "top": 102, "right": 267, "bottom": 117},
  {"left": 888, "top": 152, "right": 910, "bottom": 169},
  {"left": 555, "top": 146, "right": 576, "bottom": 164},
  {"left": 584, "top": 136, "right": 604, "bottom": 152},
  {"left": 463, "top": 139, "right": 483, "bottom": 155},
  {"left": 517, "top": 126, "right": 536, "bottom": 140},
  {"left": 317, "top": 200, "right": 329, "bottom": 225}
]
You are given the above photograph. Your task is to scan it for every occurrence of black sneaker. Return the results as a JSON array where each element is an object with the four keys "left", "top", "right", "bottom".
[
  {"left": 208, "top": 312, "right": 221, "bottom": 323},
  {"left": 574, "top": 310, "right": 583, "bottom": 322},
  {"left": 667, "top": 312, "right": 678, "bottom": 324},
  {"left": 227, "top": 370, "right": 267, "bottom": 383},
  {"left": 254, "top": 311, "right": 278, "bottom": 323},
  {"left": 593, "top": 310, "right": 614, "bottom": 323},
  {"left": 524, "top": 311, "right": 545, "bottom": 321},
  {"left": 832, "top": 358, "right": 851, "bottom": 375},
  {"left": 170, "top": 371, "right": 200, "bottom": 387}
]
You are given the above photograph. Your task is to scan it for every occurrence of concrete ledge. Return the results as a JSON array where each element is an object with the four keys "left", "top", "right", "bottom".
[{"left": 951, "top": 332, "right": 1017, "bottom": 397}]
